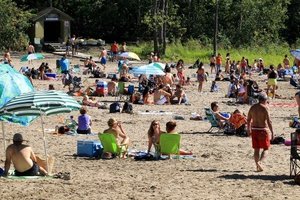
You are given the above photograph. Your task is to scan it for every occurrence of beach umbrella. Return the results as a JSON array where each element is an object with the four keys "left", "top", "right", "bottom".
[
  {"left": 150, "top": 62, "right": 165, "bottom": 70},
  {"left": 0, "top": 64, "right": 36, "bottom": 153},
  {"left": 119, "top": 52, "right": 141, "bottom": 61},
  {"left": 0, "top": 90, "right": 81, "bottom": 171},
  {"left": 20, "top": 53, "right": 45, "bottom": 62},
  {"left": 290, "top": 49, "right": 300, "bottom": 60},
  {"left": 130, "top": 63, "right": 165, "bottom": 76}
]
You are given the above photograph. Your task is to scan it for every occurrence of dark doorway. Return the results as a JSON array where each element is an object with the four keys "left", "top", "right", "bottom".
[{"left": 44, "top": 21, "right": 60, "bottom": 42}]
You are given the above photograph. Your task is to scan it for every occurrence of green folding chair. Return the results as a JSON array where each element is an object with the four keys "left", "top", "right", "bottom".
[
  {"left": 159, "top": 133, "right": 181, "bottom": 158},
  {"left": 98, "top": 133, "right": 128, "bottom": 158},
  {"left": 204, "top": 107, "right": 222, "bottom": 133}
]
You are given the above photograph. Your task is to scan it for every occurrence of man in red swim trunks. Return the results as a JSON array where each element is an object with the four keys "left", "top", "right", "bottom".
[{"left": 247, "top": 92, "right": 274, "bottom": 172}]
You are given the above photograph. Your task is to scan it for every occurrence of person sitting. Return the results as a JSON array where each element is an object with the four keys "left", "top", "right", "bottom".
[
  {"left": 210, "top": 81, "right": 219, "bottom": 92},
  {"left": 162, "top": 67, "right": 174, "bottom": 86},
  {"left": 172, "top": 84, "right": 188, "bottom": 104},
  {"left": 165, "top": 121, "right": 192, "bottom": 155},
  {"left": 153, "top": 84, "right": 172, "bottom": 105},
  {"left": 48, "top": 84, "right": 55, "bottom": 90},
  {"left": 211, "top": 102, "right": 230, "bottom": 127},
  {"left": 107, "top": 77, "right": 118, "bottom": 96},
  {"left": 147, "top": 120, "right": 163, "bottom": 153},
  {"left": 39, "top": 63, "right": 46, "bottom": 80},
  {"left": 229, "top": 109, "right": 247, "bottom": 135},
  {"left": 119, "top": 63, "right": 130, "bottom": 82},
  {"left": 3, "top": 133, "right": 48, "bottom": 176},
  {"left": 142, "top": 86, "right": 153, "bottom": 105},
  {"left": 103, "top": 118, "right": 130, "bottom": 158},
  {"left": 77, "top": 107, "right": 92, "bottom": 134}
]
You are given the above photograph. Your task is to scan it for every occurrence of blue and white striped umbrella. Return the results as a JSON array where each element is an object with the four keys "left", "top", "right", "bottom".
[
  {"left": 0, "top": 90, "right": 81, "bottom": 172},
  {"left": 130, "top": 63, "right": 165, "bottom": 76},
  {"left": 0, "top": 90, "right": 81, "bottom": 116},
  {"left": 290, "top": 49, "right": 300, "bottom": 60}
]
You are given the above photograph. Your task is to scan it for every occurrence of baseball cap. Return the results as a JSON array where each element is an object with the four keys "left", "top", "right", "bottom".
[{"left": 13, "top": 133, "right": 24, "bottom": 142}]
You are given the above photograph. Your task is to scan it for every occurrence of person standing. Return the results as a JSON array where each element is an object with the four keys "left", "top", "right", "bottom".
[
  {"left": 266, "top": 65, "right": 278, "bottom": 98},
  {"left": 209, "top": 54, "right": 216, "bottom": 74},
  {"left": 216, "top": 53, "right": 222, "bottom": 72},
  {"left": 71, "top": 35, "right": 76, "bottom": 56},
  {"left": 110, "top": 41, "right": 119, "bottom": 62},
  {"left": 60, "top": 54, "right": 70, "bottom": 74},
  {"left": 99, "top": 47, "right": 107, "bottom": 70},
  {"left": 283, "top": 54, "right": 290, "bottom": 69},
  {"left": 27, "top": 43, "right": 35, "bottom": 64},
  {"left": 247, "top": 93, "right": 274, "bottom": 172},
  {"left": 3, "top": 133, "right": 47, "bottom": 176},
  {"left": 120, "top": 41, "right": 127, "bottom": 53},
  {"left": 196, "top": 62, "right": 206, "bottom": 93}
]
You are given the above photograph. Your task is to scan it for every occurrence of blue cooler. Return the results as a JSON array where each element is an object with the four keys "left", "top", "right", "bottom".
[
  {"left": 45, "top": 73, "right": 57, "bottom": 78},
  {"left": 77, "top": 140, "right": 103, "bottom": 157},
  {"left": 96, "top": 81, "right": 108, "bottom": 96}
]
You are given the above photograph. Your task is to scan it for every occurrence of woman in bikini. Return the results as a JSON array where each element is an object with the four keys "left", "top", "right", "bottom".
[
  {"left": 147, "top": 120, "right": 163, "bottom": 153},
  {"left": 196, "top": 62, "right": 206, "bottom": 93}
]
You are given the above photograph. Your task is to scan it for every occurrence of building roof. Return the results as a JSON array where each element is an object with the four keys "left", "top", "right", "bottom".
[{"left": 32, "top": 7, "right": 73, "bottom": 22}]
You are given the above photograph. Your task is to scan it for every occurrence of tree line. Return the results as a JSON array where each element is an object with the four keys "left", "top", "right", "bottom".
[{"left": 1, "top": 0, "right": 300, "bottom": 54}]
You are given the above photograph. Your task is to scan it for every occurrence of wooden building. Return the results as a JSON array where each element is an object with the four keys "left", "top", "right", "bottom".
[{"left": 30, "top": 7, "right": 73, "bottom": 48}]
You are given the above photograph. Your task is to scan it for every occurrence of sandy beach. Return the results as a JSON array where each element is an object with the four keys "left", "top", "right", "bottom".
[{"left": 0, "top": 53, "right": 299, "bottom": 200}]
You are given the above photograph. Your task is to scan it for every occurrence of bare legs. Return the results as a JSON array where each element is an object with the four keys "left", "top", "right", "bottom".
[
  {"left": 198, "top": 81, "right": 203, "bottom": 92},
  {"left": 254, "top": 148, "right": 268, "bottom": 172},
  {"left": 295, "top": 94, "right": 300, "bottom": 117}
]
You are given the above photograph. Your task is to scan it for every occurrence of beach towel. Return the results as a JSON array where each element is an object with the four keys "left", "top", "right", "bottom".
[
  {"left": 268, "top": 102, "right": 298, "bottom": 108},
  {"left": 138, "top": 111, "right": 173, "bottom": 115}
]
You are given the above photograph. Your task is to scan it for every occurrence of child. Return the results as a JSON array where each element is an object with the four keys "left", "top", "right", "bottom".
[{"left": 210, "top": 81, "right": 219, "bottom": 92}]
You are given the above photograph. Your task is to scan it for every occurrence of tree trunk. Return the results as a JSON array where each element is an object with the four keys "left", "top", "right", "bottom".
[
  {"left": 162, "top": 0, "right": 168, "bottom": 55},
  {"left": 153, "top": 0, "right": 159, "bottom": 53}
]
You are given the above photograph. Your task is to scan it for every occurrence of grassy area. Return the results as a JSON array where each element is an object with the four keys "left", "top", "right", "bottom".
[{"left": 130, "top": 40, "right": 292, "bottom": 67}]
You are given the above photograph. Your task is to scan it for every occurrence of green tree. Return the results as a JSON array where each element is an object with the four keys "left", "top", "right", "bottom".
[{"left": 0, "top": 0, "right": 33, "bottom": 50}]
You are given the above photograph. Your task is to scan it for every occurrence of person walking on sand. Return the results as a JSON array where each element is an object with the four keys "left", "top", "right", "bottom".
[
  {"left": 27, "top": 42, "right": 35, "bottom": 64},
  {"left": 3, "top": 133, "right": 48, "bottom": 176},
  {"left": 247, "top": 93, "right": 274, "bottom": 172},
  {"left": 209, "top": 54, "right": 216, "bottom": 74}
]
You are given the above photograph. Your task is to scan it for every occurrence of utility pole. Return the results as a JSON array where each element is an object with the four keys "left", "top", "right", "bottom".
[{"left": 213, "top": 0, "right": 219, "bottom": 56}]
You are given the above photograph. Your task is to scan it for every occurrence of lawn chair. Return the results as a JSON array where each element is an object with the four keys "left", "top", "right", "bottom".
[
  {"left": 159, "top": 133, "right": 180, "bottom": 158},
  {"left": 71, "top": 64, "right": 81, "bottom": 74},
  {"left": 290, "top": 130, "right": 300, "bottom": 177},
  {"left": 98, "top": 133, "right": 128, "bottom": 158},
  {"left": 204, "top": 108, "right": 222, "bottom": 133},
  {"left": 115, "top": 82, "right": 132, "bottom": 102}
]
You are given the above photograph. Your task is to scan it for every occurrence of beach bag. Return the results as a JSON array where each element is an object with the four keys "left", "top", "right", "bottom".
[
  {"left": 134, "top": 152, "right": 154, "bottom": 161},
  {"left": 109, "top": 102, "right": 121, "bottom": 113},
  {"left": 270, "top": 136, "right": 285, "bottom": 145},
  {"left": 122, "top": 102, "right": 133, "bottom": 114},
  {"left": 295, "top": 174, "right": 300, "bottom": 185},
  {"left": 235, "top": 124, "right": 247, "bottom": 137},
  {"left": 224, "top": 123, "right": 235, "bottom": 135}
]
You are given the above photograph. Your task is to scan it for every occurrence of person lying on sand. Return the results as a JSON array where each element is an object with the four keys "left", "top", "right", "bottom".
[
  {"left": 82, "top": 95, "right": 103, "bottom": 108},
  {"left": 3, "top": 133, "right": 48, "bottom": 176}
]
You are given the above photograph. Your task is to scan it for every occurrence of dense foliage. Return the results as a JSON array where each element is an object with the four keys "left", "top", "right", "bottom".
[{"left": 1, "top": 0, "right": 300, "bottom": 53}]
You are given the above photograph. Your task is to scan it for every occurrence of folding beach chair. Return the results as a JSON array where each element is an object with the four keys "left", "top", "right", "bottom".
[
  {"left": 290, "top": 130, "right": 300, "bottom": 177},
  {"left": 98, "top": 133, "right": 128, "bottom": 158},
  {"left": 159, "top": 133, "right": 181, "bottom": 158},
  {"left": 115, "top": 82, "right": 131, "bottom": 102},
  {"left": 204, "top": 108, "right": 222, "bottom": 133},
  {"left": 71, "top": 64, "right": 81, "bottom": 74}
]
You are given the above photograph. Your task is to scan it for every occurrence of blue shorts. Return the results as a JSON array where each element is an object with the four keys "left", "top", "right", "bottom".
[{"left": 101, "top": 57, "right": 107, "bottom": 65}]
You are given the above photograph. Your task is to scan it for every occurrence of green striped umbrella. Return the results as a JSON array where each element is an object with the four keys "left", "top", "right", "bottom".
[
  {"left": 0, "top": 90, "right": 81, "bottom": 172},
  {"left": 20, "top": 53, "right": 45, "bottom": 62}
]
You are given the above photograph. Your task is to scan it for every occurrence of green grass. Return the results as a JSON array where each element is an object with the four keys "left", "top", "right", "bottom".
[{"left": 129, "top": 40, "right": 292, "bottom": 67}]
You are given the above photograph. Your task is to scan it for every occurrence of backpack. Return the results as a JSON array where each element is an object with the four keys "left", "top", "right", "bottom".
[
  {"left": 109, "top": 102, "right": 121, "bottom": 113},
  {"left": 122, "top": 102, "right": 133, "bottom": 114}
]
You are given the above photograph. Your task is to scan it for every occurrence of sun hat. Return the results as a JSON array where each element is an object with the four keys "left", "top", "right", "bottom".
[{"left": 13, "top": 133, "right": 24, "bottom": 142}]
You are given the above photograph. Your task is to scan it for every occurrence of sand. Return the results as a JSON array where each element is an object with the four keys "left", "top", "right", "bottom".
[{"left": 0, "top": 53, "right": 299, "bottom": 200}]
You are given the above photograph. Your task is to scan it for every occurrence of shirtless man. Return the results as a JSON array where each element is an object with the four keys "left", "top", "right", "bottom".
[
  {"left": 27, "top": 43, "right": 35, "bottom": 64},
  {"left": 247, "top": 93, "right": 274, "bottom": 172},
  {"left": 4, "top": 133, "right": 47, "bottom": 176},
  {"left": 99, "top": 47, "right": 107, "bottom": 70}
]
